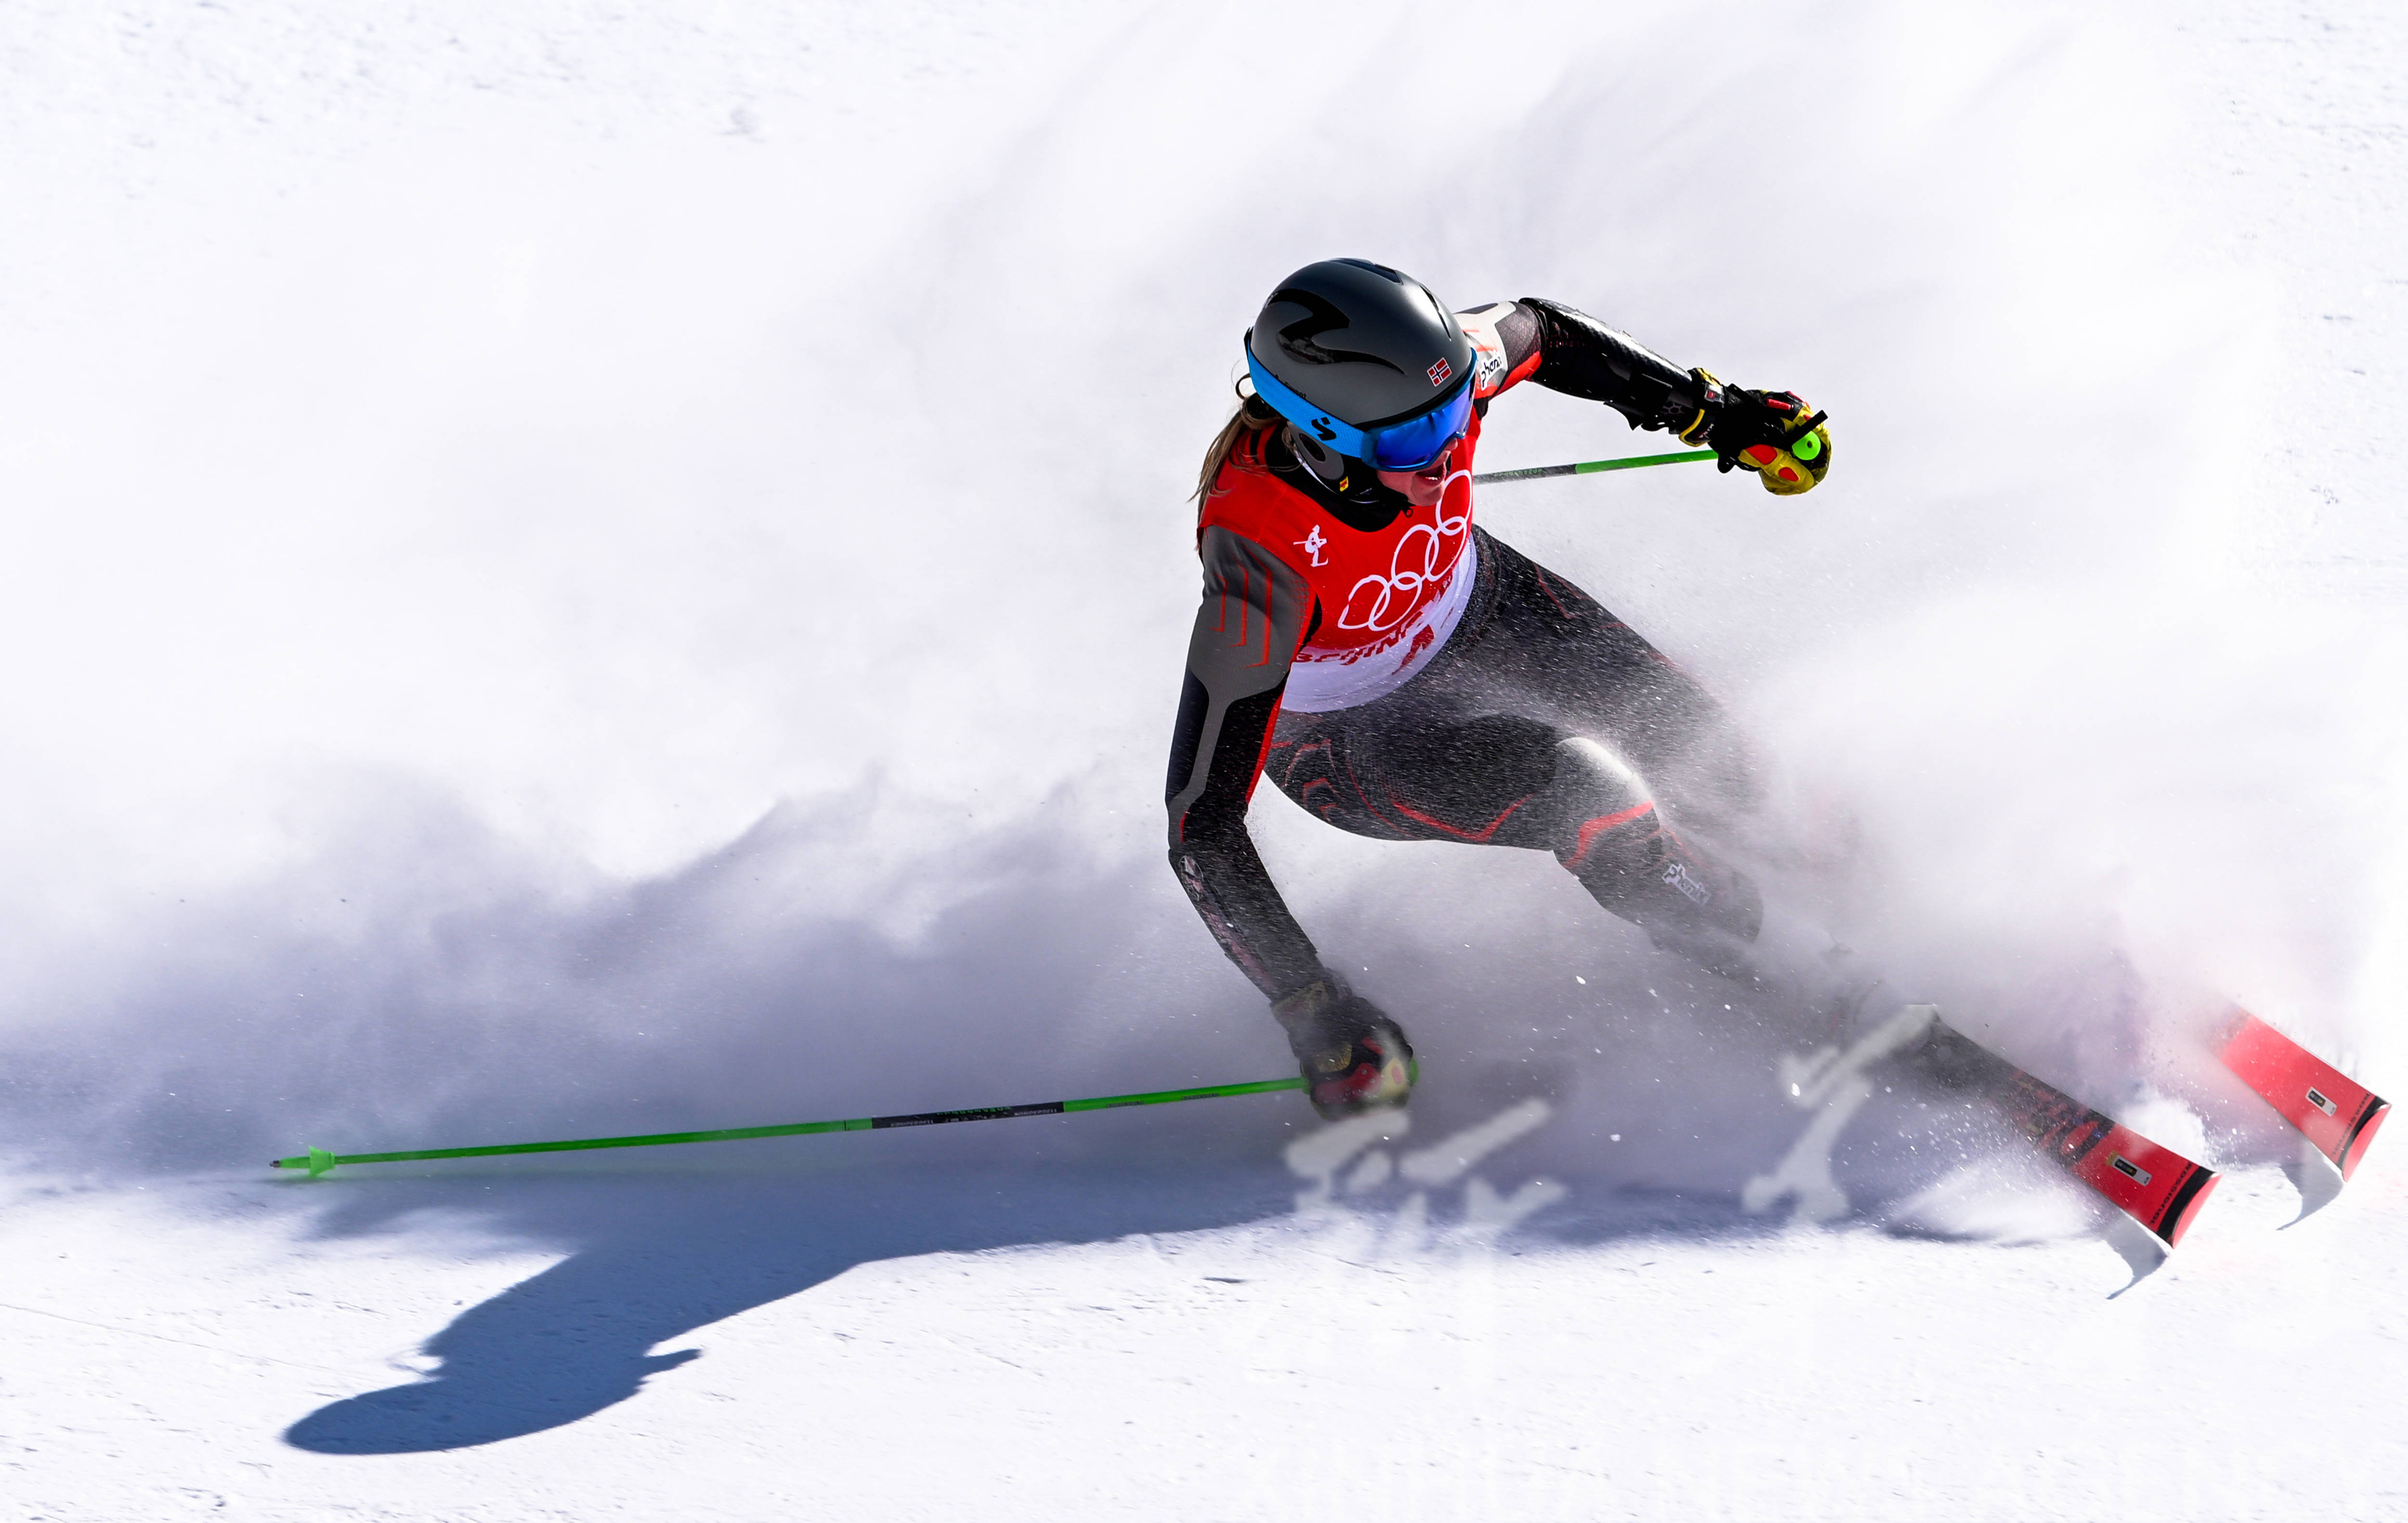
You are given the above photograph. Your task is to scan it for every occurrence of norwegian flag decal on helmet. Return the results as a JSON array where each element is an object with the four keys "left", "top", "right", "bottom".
[{"left": 1426, "top": 357, "right": 1453, "bottom": 386}]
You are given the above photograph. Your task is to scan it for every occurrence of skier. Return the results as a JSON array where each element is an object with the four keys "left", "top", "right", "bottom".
[{"left": 1166, "top": 258, "right": 1832, "bottom": 1119}]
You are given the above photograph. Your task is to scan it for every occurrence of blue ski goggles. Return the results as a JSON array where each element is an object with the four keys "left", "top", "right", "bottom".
[{"left": 1245, "top": 342, "right": 1475, "bottom": 472}]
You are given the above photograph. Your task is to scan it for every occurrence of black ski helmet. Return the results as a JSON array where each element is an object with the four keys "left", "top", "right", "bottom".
[{"left": 1244, "top": 259, "right": 1475, "bottom": 441}]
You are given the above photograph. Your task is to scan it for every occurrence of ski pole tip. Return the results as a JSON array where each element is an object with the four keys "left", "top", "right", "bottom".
[{"left": 274, "top": 1147, "right": 339, "bottom": 1178}]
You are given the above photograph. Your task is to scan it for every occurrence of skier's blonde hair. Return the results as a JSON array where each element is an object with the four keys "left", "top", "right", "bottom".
[{"left": 1193, "top": 393, "right": 1284, "bottom": 505}]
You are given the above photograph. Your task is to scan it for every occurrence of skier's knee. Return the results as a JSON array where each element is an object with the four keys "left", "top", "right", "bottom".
[
  {"left": 1546, "top": 737, "right": 1763, "bottom": 960},
  {"left": 1544, "top": 738, "right": 1665, "bottom": 883},
  {"left": 1537, "top": 738, "right": 1651, "bottom": 847}
]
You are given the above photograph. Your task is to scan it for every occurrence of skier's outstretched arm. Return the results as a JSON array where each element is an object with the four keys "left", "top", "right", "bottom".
[
  {"left": 1165, "top": 525, "right": 1416, "bottom": 1117},
  {"left": 1462, "top": 297, "right": 1831, "bottom": 493},
  {"left": 1165, "top": 524, "right": 1321, "bottom": 1000}
]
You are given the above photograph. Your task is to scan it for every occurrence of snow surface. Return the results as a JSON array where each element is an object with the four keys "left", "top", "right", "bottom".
[{"left": 3, "top": 1, "right": 2406, "bottom": 1518}]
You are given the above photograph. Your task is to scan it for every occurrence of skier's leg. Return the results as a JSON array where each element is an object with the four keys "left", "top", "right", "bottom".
[
  {"left": 1268, "top": 702, "right": 1765, "bottom": 970},
  {"left": 1268, "top": 707, "right": 1563, "bottom": 846},
  {"left": 1345, "top": 533, "right": 1869, "bottom": 1001},
  {"left": 1535, "top": 736, "right": 1763, "bottom": 972},
  {"left": 1453, "top": 532, "right": 1766, "bottom": 843},
  {"left": 1531, "top": 733, "right": 1882, "bottom": 1024}
]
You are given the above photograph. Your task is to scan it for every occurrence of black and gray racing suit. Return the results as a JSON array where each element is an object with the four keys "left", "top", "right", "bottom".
[{"left": 1166, "top": 299, "right": 1768, "bottom": 1003}]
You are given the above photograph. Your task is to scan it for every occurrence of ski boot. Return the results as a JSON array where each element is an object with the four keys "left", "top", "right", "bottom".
[{"left": 1271, "top": 977, "right": 1416, "bottom": 1120}]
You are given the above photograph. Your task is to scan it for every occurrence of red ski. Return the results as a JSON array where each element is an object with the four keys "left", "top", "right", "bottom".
[
  {"left": 2218, "top": 1008, "right": 2389, "bottom": 1182},
  {"left": 1911, "top": 1011, "right": 2221, "bottom": 1248}
]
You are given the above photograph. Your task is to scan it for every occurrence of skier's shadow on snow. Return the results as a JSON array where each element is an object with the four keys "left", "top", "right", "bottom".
[
  {"left": 282, "top": 1145, "right": 1298, "bottom": 1455},
  {"left": 275, "top": 1087, "right": 1949, "bottom": 1456},
  {"left": 273, "top": 1030, "right": 2077, "bottom": 1454}
]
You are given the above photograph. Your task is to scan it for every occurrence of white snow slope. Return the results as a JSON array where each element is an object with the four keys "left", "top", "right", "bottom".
[{"left": 3, "top": 2, "right": 2406, "bottom": 1519}]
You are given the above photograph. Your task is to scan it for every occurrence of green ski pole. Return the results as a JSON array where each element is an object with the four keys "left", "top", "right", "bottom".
[
  {"left": 270, "top": 1074, "right": 1309, "bottom": 1179},
  {"left": 1471, "top": 447, "right": 1715, "bottom": 485}
]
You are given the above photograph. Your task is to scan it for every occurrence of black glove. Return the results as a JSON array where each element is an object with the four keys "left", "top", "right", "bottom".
[
  {"left": 1270, "top": 976, "right": 1416, "bottom": 1120},
  {"left": 1682, "top": 372, "right": 1831, "bottom": 496}
]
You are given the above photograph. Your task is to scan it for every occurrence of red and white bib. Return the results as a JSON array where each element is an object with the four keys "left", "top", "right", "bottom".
[{"left": 1196, "top": 303, "right": 1527, "bottom": 711}]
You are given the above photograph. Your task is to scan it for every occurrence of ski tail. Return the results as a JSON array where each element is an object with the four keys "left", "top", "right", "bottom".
[
  {"left": 2060, "top": 1118, "right": 2220, "bottom": 1248},
  {"left": 1919, "top": 1014, "right": 2220, "bottom": 1248},
  {"left": 1980, "top": 1055, "right": 2220, "bottom": 1248},
  {"left": 2218, "top": 1008, "right": 2389, "bottom": 1181}
]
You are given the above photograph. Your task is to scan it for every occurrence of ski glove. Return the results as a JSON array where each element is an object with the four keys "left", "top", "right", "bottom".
[
  {"left": 1682, "top": 372, "right": 1831, "bottom": 496},
  {"left": 1271, "top": 976, "right": 1417, "bottom": 1121}
]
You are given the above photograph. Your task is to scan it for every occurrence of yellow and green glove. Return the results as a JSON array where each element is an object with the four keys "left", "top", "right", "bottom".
[{"left": 1683, "top": 371, "right": 1831, "bottom": 496}]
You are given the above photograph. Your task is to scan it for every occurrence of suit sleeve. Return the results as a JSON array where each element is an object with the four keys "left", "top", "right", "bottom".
[
  {"left": 1494, "top": 297, "right": 1716, "bottom": 435},
  {"left": 1164, "top": 525, "right": 1326, "bottom": 1000}
]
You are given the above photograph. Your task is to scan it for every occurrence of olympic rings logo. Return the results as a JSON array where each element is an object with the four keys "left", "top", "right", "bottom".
[{"left": 1336, "top": 469, "right": 1472, "bottom": 632}]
